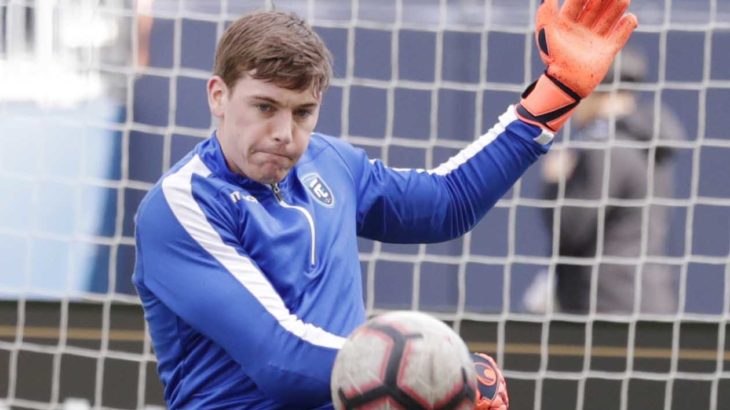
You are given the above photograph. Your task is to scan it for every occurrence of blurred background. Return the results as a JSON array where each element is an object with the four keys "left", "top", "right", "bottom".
[{"left": 0, "top": 0, "right": 728, "bottom": 409}]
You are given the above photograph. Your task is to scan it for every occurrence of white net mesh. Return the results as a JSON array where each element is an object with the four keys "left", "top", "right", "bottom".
[{"left": 0, "top": 0, "right": 728, "bottom": 409}]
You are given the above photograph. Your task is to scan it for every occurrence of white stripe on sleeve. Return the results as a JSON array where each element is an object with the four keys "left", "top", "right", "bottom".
[
  {"left": 430, "top": 105, "right": 553, "bottom": 175},
  {"left": 374, "top": 106, "right": 553, "bottom": 175}
]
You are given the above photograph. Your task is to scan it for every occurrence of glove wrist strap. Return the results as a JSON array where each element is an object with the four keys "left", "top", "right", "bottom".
[{"left": 516, "top": 72, "right": 582, "bottom": 132}]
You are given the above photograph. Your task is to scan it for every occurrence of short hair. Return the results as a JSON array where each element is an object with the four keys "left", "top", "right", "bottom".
[{"left": 213, "top": 10, "right": 332, "bottom": 95}]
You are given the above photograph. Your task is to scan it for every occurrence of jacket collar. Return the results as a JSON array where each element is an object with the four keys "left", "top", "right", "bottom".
[{"left": 198, "top": 131, "right": 293, "bottom": 194}]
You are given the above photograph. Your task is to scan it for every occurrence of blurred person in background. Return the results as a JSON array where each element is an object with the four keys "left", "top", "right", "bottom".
[{"left": 541, "top": 48, "right": 686, "bottom": 315}]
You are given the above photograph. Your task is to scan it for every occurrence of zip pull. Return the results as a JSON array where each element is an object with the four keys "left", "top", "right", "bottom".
[{"left": 270, "top": 183, "right": 283, "bottom": 201}]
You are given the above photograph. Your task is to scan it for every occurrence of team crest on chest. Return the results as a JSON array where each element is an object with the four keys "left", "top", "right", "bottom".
[{"left": 301, "top": 173, "right": 334, "bottom": 207}]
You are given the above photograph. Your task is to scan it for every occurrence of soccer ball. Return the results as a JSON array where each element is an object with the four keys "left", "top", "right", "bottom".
[{"left": 330, "top": 311, "right": 477, "bottom": 410}]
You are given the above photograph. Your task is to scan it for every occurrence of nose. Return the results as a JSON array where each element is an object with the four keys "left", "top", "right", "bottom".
[{"left": 271, "top": 111, "right": 294, "bottom": 145}]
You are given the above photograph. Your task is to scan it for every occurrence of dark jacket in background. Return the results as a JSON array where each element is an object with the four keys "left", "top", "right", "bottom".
[{"left": 544, "top": 102, "right": 686, "bottom": 314}]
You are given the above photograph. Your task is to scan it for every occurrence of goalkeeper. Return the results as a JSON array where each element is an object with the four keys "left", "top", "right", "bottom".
[{"left": 133, "top": 1, "right": 636, "bottom": 408}]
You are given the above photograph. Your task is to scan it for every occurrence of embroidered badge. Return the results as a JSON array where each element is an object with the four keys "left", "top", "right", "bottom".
[{"left": 301, "top": 173, "right": 334, "bottom": 207}]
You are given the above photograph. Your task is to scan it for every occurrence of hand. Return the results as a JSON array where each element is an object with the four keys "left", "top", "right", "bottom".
[
  {"left": 471, "top": 353, "right": 508, "bottom": 410},
  {"left": 517, "top": 0, "right": 638, "bottom": 132},
  {"left": 537, "top": 0, "right": 638, "bottom": 97}
]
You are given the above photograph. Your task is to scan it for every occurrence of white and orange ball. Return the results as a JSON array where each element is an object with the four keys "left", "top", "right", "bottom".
[{"left": 331, "top": 311, "right": 477, "bottom": 410}]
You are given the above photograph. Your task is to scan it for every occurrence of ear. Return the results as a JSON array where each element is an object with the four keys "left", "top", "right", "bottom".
[{"left": 207, "top": 75, "right": 228, "bottom": 118}]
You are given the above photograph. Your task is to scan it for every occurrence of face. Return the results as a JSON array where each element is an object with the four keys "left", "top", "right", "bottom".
[{"left": 207, "top": 74, "right": 321, "bottom": 184}]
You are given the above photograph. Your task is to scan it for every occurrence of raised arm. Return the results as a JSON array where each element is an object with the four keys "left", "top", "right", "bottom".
[
  {"left": 343, "top": 108, "right": 550, "bottom": 243},
  {"left": 349, "top": 0, "right": 637, "bottom": 245}
]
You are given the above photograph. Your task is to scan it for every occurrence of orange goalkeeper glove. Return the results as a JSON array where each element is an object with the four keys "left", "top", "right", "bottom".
[
  {"left": 516, "top": 0, "right": 639, "bottom": 132},
  {"left": 471, "top": 353, "right": 508, "bottom": 410}
]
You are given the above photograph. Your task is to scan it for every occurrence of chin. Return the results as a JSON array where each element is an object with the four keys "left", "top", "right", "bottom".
[
  {"left": 270, "top": 173, "right": 288, "bottom": 183},
  {"left": 258, "top": 171, "right": 289, "bottom": 185}
]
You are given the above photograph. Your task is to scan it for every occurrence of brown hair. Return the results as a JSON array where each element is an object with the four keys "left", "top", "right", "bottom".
[{"left": 213, "top": 10, "right": 332, "bottom": 95}]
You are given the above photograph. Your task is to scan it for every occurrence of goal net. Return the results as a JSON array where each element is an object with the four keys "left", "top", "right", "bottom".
[{"left": 0, "top": 0, "right": 728, "bottom": 409}]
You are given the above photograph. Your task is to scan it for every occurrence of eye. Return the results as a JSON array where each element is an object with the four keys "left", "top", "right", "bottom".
[
  {"left": 256, "top": 104, "right": 273, "bottom": 113},
  {"left": 295, "top": 109, "right": 312, "bottom": 119}
]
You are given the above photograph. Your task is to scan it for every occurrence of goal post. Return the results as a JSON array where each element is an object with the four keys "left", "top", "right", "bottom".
[{"left": 0, "top": 0, "right": 728, "bottom": 409}]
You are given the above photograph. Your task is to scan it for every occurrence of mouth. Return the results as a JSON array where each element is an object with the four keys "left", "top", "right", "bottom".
[
  {"left": 255, "top": 151, "right": 293, "bottom": 166},
  {"left": 263, "top": 151, "right": 290, "bottom": 160}
]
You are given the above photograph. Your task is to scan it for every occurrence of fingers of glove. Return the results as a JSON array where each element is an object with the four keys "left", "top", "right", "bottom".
[
  {"left": 577, "top": 0, "right": 609, "bottom": 28},
  {"left": 475, "top": 400, "right": 503, "bottom": 410},
  {"left": 480, "top": 398, "right": 507, "bottom": 410},
  {"left": 486, "top": 386, "right": 509, "bottom": 410},
  {"left": 594, "top": 0, "right": 631, "bottom": 35},
  {"left": 472, "top": 353, "right": 505, "bottom": 402},
  {"left": 535, "top": 0, "right": 559, "bottom": 62},
  {"left": 495, "top": 395, "right": 508, "bottom": 410},
  {"left": 475, "top": 367, "right": 509, "bottom": 410},
  {"left": 609, "top": 13, "right": 639, "bottom": 52},
  {"left": 559, "top": 0, "right": 589, "bottom": 21},
  {"left": 476, "top": 389, "right": 508, "bottom": 410},
  {"left": 497, "top": 371, "right": 508, "bottom": 404}
]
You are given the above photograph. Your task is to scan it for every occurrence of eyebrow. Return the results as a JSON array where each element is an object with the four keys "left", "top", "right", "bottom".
[{"left": 249, "top": 95, "right": 319, "bottom": 109}]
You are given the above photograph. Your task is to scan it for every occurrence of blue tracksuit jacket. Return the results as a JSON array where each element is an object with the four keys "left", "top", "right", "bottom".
[{"left": 132, "top": 107, "right": 552, "bottom": 409}]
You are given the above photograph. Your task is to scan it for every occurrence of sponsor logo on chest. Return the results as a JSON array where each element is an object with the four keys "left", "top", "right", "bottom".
[{"left": 301, "top": 173, "right": 334, "bottom": 207}]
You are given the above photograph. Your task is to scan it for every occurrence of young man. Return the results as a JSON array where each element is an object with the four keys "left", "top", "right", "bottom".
[{"left": 133, "top": 1, "right": 636, "bottom": 408}]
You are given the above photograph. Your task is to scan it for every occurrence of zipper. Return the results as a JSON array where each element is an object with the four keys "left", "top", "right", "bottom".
[{"left": 271, "top": 183, "right": 316, "bottom": 266}]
